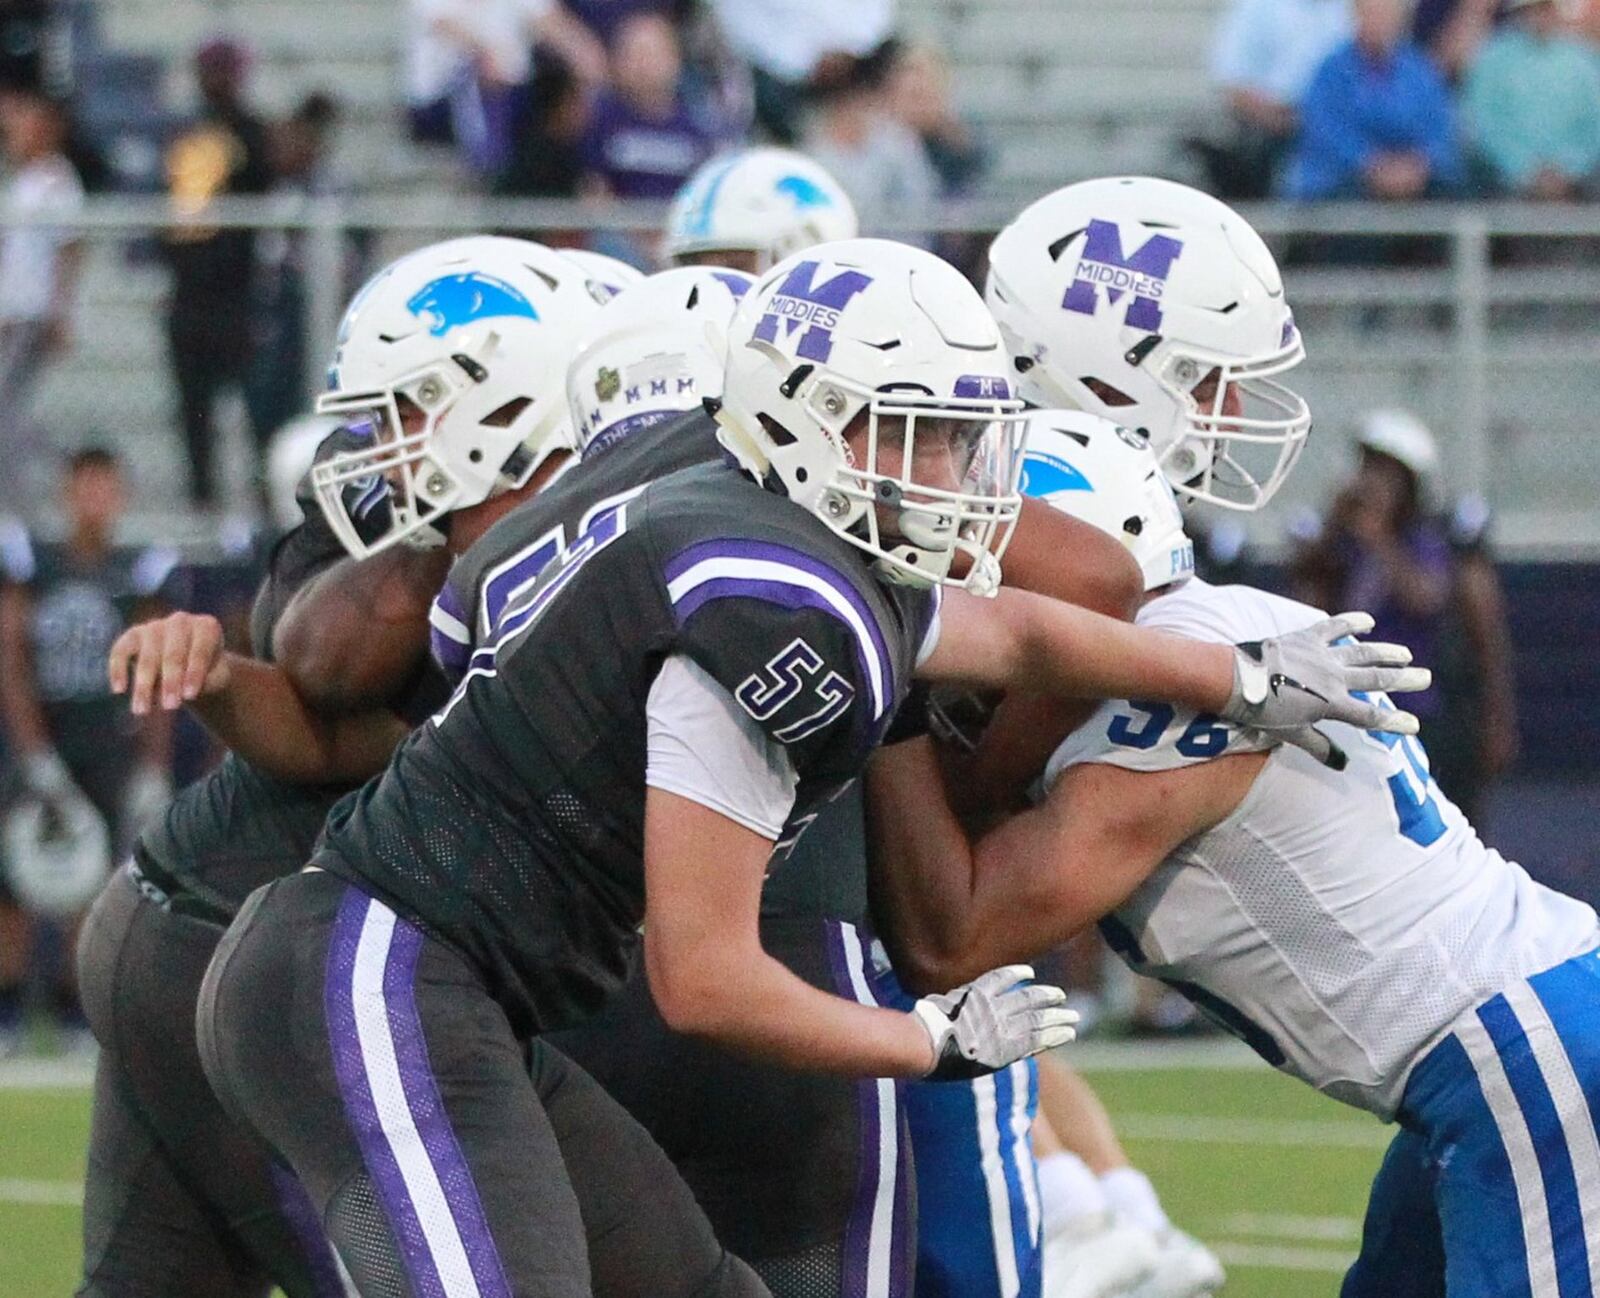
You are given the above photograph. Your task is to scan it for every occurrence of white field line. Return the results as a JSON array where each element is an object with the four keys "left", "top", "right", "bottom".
[
  {"left": 0, "top": 1057, "right": 95, "bottom": 1090},
  {"left": 1205, "top": 1211, "right": 1364, "bottom": 1243},
  {"left": 1063, "top": 1039, "right": 1264, "bottom": 1071},
  {"left": 1114, "top": 1112, "right": 1393, "bottom": 1149},
  {"left": 1210, "top": 1241, "right": 1358, "bottom": 1274},
  {"left": 0, "top": 1178, "right": 81, "bottom": 1207}
]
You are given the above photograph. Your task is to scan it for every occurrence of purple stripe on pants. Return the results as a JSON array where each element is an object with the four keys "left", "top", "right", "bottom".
[
  {"left": 268, "top": 1160, "right": 350, "bottom": 1298},
  {"left": 823, "top": 920, "right": 911, "bottom": 1298},
  {"left": 380, "top": 913, "right": 513, "bottom": 1298},
  {"left": 324, "top": 886, "right": 447, "bottom": 1298}
]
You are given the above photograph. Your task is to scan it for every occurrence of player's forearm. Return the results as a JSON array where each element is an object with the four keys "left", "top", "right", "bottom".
[
  {"left": 866, "top": 738, "right": 985, "bottom": 991},
  {"left": 1011, "top": 591, "right": 1232, "bottom": 714},
  {"left": 190, "top": 656, "right": 407, "bottom": 783},
  {"left": 647, "top": 935, "right": 934, "bottom": 1077},
  {"left": 0, "top": 596, "right": 50, "bottom": 754}
]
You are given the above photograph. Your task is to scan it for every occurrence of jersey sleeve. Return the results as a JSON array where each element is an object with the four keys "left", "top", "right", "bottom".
[
  {"left": 645, "top": 654, "right": 798, "bottom": 839},
  {"left": 664, "top": 543, "right": 898, "bottom": 765},
  {"left": 429, "top": 568, "right": 475, "bottom": 684},
  {"left": 1041, "top": 696, "right": 1277, "bottom": 791}
]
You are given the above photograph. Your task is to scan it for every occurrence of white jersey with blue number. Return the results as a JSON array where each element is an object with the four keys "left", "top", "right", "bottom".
[{"left": 1043, "top": 577, "right": 1600, "bottom": 1119}]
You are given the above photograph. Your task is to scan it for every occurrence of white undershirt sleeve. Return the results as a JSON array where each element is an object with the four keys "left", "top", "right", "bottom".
[{"left": 645, "top": 654, "right": 799, "bottom": 841}]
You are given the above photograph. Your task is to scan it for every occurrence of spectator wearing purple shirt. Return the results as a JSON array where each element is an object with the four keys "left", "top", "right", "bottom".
[
  {"left": 1290, "top": 411, "right": 1455, "bottom": 728},
  {"left": 580, "top": 13, "right": 719, "bottom": 199}
]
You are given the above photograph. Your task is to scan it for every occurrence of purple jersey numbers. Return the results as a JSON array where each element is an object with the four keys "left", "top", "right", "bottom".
[
  {"left": 753, "top": 261, "right": 873, "bottom": 364},
  {"left": 1062, "top": 220, "right": 1184, "bottom": 333},
  {"left": 736, "top": 636, "right": 856, "bottom": 743}
]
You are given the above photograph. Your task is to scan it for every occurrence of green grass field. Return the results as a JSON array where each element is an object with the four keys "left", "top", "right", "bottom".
[{"left": 0, "top": 1044, "right": 1388, "bottom": 1296}]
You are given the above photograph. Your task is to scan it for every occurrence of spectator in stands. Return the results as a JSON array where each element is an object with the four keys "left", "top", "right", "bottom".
[
  {"left": 1207, "top": 0, "right": 1353, "bottom": 197},
  {"left": 1464, "top": 0, "right": 1600, "bottom": 198},
  {"left": 0, "top": 448, "right": 175, "bottom": 1052},
  {"left": 563, "top": 0, "right": 680, "bottom": 46},
  {"left": 0, "top": 88, "right": 82, "bottom": 509},
  {"left": 243, "top": 92, "right": 342, "bottom": 473},
  {"left": 884, "top": 40, "right": 987, "bottom": 196},
  {"left": 162, "top": 38, "right": 272, "bottom": 509},
  {"left": 1413, "top": 0, "right": 1501, "bottom": 79},
  {"left": 580, "top": 14, "right": 720, "bottom": 199},
  {"left": 0, "top": 0, "right": 49, "bottom": 92},
  {"left": 803, "top": 50, "right": 938, "bottom": 240},
  {"left": 1283, "top": 0, "right": 1466, "bottom": 200},
  {"left": 710, "top": 0, "right": 896, "bottom": 142},
  {"left": 496, "top": 46, "right": 591, "bottom": 197},
  {"left": 404, "top": 0, "right": 604, "bottom": 175},
  {"left": 1287, "top": 410, "right": 1518, "bottom": 819}
]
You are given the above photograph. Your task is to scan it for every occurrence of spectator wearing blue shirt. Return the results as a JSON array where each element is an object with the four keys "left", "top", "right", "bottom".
[
  {"left": 1285, "top": 0, "right": 1467, "bottom": 200},
  {"left": 1464, "top": 0, "right": 1600, "bottom": 198}
]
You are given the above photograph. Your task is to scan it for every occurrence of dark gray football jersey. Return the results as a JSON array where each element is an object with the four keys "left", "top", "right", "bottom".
[
  {"left": 430, "top": 410, "right": 872, "bottom": 925},
  {"left": 136, "top": 429, "right": 447, "bottom": 918},
  {"left": 314, "top": 459, "right": 936, "bottom": 1035}
]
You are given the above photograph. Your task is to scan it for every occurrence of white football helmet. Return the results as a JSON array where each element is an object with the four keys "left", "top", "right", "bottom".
[
  {"left": 1019, "top": 410, "right": 1194, "bottom": 592},
  {"left": 718, "top": 239, "right": 1026, "bottom": 595},
  {"left": 561, "top": 248, "right": 648, "bottom": 299},
  {"left": 987, "top": 176, "right": 1310, "bottom": 512},
  {"left": 313, "top": 236, "right": 604, "bottom": 558},
  {"left": 663, "top": 147, "right": 859, "bottom": 271},
  {"left": 3, "top": 794, "right": 110, "bottom": 920},
  {"left": 566, "top": 266, "right": 754, "bottom": 457}
]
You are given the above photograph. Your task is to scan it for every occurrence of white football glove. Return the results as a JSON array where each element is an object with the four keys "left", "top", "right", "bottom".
[
  {"left": 1223, "top": 612, "right": 1432, "bottom": 770},
  {"left": 22, "top": 750, "right": 82, "bottom": 802},
  {"left": 912, "top": 964, "right": 1079, "bottom": 1081}
]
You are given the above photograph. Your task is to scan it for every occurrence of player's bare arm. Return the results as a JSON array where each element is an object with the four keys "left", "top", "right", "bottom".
[
  {"left": 272, "top": 545, "right": 450, "bottom": 715},
  {"left": 868, "top": 738, "right": 1265, "bottom": 991},
  {"left": 108, "top": 611, "right": 408, "bottom": 783},
  {"left": 644, "top": 787, "right": 1077, "bottom": 1079}
]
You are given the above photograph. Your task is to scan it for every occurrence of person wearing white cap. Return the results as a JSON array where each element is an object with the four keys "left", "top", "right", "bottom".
[{"left": 1290, "top": 408, "right": 1519, "bottom": 817}]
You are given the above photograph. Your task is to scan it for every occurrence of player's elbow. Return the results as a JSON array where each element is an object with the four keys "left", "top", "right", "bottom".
[{"left": 645, "top": 935, "right": 740, "bottom": 1038}]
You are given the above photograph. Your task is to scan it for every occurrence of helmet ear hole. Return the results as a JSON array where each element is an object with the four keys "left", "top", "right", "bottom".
[
  {"left": 481, "top": 396, "right": 533, "bottom": 428},
  {"left": 1083, "top": 378, "right": 1136, "bottom": 408},
  {"left": 757, "top": 413, "right": 799, "bottom": 447}
]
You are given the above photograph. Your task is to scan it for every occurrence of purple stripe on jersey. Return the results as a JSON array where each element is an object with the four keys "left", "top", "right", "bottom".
[
  {"left": 430, "top": 625, "right": 472, "bottom": 681},
  {"left": 381, "top": 914, "right": 514, "bottom": 1298},
  {"left": 824, "top": 921, "right": 887, "bottom": 1298},
  {"left": 268, "top": 1161, "right": 349, "bottom": 1298},
  {"left": 434, "top": 581, "right": 467, "bottom": 628},
  {"left": 324, "top": 888, "right": 447, "bottom": 1298},
  {"left": 665, "top": 538, "right": 895, "bottom": 719}
]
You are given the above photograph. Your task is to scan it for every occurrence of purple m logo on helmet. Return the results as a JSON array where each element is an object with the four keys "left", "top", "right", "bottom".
[
  {"left": 1062, "top": 220, "right": 1185, "bottom": 333},
  {"left": 753, "top": 261, "right": 873, "bottom": 364}
]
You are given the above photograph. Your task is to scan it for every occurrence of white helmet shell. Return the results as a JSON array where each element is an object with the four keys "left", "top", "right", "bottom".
[
  {"left": 1019, "top": 410, "right": 1194, "bottom": 592},
  {"left": 566, "top": 266, "right": 754, "bottom": 457},
  {"left": 719, "top": 238, "right": 1026, "bottom": 594},
  {"left": 987, "top": 176, "right": 1310, "bottom": 513},
  {"left": 312, "top": 236, "right": 605, "bottom": 558},
  {"left": 664, "top": 147, "right": 859, "bottom": 270},
  {"left": 3, "top": 795, "right": 110, "bottom": 920},
  {"left": 561, "top": 248, "right": 648, "bottom": 300}
]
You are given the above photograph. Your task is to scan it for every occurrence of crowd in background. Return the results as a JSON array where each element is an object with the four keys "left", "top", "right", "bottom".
[
  {"left": 0, "top": 0, "right": 1582, "bottom": 1048},
  {"left": 1207, "top": 0, "right": 1600, "bottom": 201}
]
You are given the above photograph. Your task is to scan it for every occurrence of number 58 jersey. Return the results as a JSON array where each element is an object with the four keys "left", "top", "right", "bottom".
[{"left": 1044, "top": 577, "right": 1600, "bottom": 1119}]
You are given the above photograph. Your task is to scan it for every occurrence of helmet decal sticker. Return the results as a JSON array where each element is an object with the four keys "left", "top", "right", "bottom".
[
  {"left": 1062, "top": 220, "right": 1185, "bottom": 333},
  {"left": 407, "top": 272, "right": 541, "bottom": 337}
]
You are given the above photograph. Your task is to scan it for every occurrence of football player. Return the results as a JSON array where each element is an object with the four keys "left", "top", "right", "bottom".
[
  {"left": 190, "top": 238, "right": 1419, "bottom": 1298},
  {"left": 82, "top": 237, "right": 747, "bottom": 1298},
  {"left": 663, "top": 146, "right": 859, "bottom": 274},
  {"left": 870, "top": 403, "right": 1598, "bottom": 1298}
]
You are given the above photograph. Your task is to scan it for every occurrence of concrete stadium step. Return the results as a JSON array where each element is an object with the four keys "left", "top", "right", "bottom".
[
  {"left": 915, "top": 4, "right": 1216, "bottom": 67},
  {"left": 957, "top": 64, "right": 1215, "bottom": 122},
  {"left": 99, "top": 1, "right": 400, "bottom": 61}
]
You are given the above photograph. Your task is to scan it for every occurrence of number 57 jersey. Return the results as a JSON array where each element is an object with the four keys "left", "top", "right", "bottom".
[{"left": 1043, "top": 576, "right": 1600, "bottom": 1119}]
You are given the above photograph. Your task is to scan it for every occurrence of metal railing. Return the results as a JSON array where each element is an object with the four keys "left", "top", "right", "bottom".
[{"left": 5, "top": 196, "right": 1600, "bottom": 554}]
